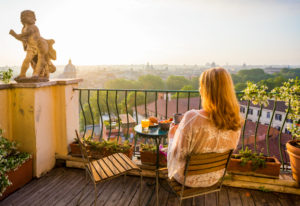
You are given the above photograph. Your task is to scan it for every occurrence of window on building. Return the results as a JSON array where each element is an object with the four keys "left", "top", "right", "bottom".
[
  {"left": 240, "top": 106, "right": 245, "bottom": 113},
  {"left": 248, "top": 109, "right": 253, "bottom": 115},
  {"left": 286, "top": 119, "right": 293, "bottom": 123},
  {"left": 275, "top": 114, "right": 282, "bottom": 121},
  {"left": 267, "top": 112, "right": 270, "bottom": 119},
  {"left": 285, "top": 128, "right": 291, "bottom": 134},
  {"left": 257, "top": 110, "right": 261, "bottom": 116}
]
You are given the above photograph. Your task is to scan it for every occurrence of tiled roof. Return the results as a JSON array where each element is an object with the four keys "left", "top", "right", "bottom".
[
  {"left": 136, "top": 97, "right": 201, "bottom": 118},
  {"left": 239, "top": 100, "right": 287, "bottom": 112},
  {"left": 236, "top": 120, "right": 292, "bottom": 164}
]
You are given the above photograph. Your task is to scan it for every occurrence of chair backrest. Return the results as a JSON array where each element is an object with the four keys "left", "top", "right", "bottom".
[
  {"left": 75, "top": 130, "right": 92, "bottom": 170},
  {"left": 183, "top": 150, "right": 233, "bottom": 186}
]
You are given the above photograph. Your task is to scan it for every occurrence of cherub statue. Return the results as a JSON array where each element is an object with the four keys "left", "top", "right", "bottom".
[{"left": 9, "top": 10, "right": 56, "bottom": 82}]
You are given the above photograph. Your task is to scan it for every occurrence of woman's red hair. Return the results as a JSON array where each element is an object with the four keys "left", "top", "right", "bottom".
[{"left": 200, "top": 67, "right": 242, "bottom": 131}]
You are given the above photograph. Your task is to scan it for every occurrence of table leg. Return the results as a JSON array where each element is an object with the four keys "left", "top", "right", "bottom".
[{"left": 155, "top": 137, "right": 161, "bottom": 206}]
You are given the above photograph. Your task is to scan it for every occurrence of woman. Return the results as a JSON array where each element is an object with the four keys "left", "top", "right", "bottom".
[{"left": 167, "top": 67, "right": 242, "bottom": 188}]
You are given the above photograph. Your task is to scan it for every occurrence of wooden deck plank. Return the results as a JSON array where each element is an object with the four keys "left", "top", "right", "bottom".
[
  {"left": 205, "top": 192, "right": 217, "bottom": 206},
  {"left": 219, "top": 187, "right": 230, "bottom": 206},
  {"left": 23, "top": 169, "right": 80, "bottom": 206},
  {"left": 103, "top": 175, "right": 138, "bottom": 206},
  {"left": 1, "top": 167, "right": 299, "bottom": 206},
  {"left": 0, "top": 168, "right": 62, "bottom": 205},
  {"left": 237, "top": 188, "right": 256, "bottom": 206},
  {"left": 128, "top": 179, "right": 155, "bottom": 206},
  {"left": 250, "top": 190, "right": 270, "bottom": 206},
  {"left": 227, "top": 187, "right": 243, "bottom": 206}
]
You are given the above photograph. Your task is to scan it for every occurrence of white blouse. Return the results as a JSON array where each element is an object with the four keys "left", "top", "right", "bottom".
[{"left": 167, "top": 109, "right": 240, "bottom": 188}]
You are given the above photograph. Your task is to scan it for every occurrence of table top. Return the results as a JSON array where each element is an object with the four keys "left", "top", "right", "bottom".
[{"left": 134, "top": 124, "right": 168, "bottom": 138}]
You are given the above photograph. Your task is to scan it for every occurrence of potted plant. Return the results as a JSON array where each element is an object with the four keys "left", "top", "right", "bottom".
[
  {"left": 273, "top": 79, "right": 300, "bottom": 183},
  {"left": 0, "top": 129, "right": 32, "bottom": 200},
  {"left": 88, "top": 139, "right": 134, "bottom": 159},
  {"left": 70, "top": 137, "right": 134, "bottom": 159},
  {"left": 140, "top": 143, "right": 167, "bottom": 166},
  {"left": 227, "top": 147, "right": 281, "bottom": 177}
]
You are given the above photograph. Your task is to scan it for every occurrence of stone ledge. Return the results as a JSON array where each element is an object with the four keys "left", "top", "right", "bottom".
[{"left": 0, "top": 78, "right": 83, "bottom": 89}]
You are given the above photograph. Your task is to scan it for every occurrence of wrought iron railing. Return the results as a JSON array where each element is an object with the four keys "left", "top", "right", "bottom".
[{"left": 74, "top": 88, "right": 295, "bottom": 171}]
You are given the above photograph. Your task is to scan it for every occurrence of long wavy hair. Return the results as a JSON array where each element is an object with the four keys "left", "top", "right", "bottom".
[{"left": 199, "top": 67, "right": 242, "bottom": 131}]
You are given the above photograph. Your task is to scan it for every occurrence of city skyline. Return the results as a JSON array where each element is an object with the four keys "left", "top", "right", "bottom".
[{"left": 0, "top": 0, "right": 300, "bottom": 66}]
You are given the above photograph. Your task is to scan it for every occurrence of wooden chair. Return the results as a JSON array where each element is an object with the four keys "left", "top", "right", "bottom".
[
  {"left": 162, "top": 150, "right": 233, "bottom": 206},
  {"left": 75, "top": 130, "right": 143, "bottom": 206}
]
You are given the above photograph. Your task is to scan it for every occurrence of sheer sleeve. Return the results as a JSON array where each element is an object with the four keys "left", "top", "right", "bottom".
[{"left": 167, "top": 110, "right": 198, "bottom": 179}]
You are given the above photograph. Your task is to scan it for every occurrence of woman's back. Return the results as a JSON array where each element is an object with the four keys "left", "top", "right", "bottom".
[{"left": 167, "top": 109, "right": 240, "bottom": 188}]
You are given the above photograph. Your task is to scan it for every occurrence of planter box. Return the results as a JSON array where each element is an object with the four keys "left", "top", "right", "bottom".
[
  {"left": 90, "top": 145, "right": 134, "bottom": 159},
  {"left": 70, "top": 143, "right": 133, "bottom": 159},
  {"left": 227, "top": 155, "right": 281, "bottom": 178},
  {"left": 140, "top": 150, "right": 167, "bottom": 166},
  {"left": 0, "top": 158, "right": 33, "bottom": 201}
]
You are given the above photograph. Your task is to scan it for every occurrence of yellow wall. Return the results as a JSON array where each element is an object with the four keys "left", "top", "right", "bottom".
[{"left": 0, "top": 79, "right": 81, "bottom": 177}]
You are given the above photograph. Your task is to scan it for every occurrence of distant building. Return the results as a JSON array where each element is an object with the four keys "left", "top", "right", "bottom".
[{"left": 59, "top": 59, "right": 77, "bottom": 78}]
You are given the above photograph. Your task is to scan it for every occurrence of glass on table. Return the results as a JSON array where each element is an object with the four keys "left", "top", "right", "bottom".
[{"left": 141, "top": 119, "right": 150, "bottom": 132}]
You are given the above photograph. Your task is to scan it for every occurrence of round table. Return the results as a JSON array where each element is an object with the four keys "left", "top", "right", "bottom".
[{"left": 134, "top": 124, "right": 168, "bottom": 206}]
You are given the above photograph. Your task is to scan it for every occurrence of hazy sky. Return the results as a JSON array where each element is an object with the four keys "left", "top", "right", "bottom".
[{"left": 0, "top": 0, "right": 300, "bottom": 66}]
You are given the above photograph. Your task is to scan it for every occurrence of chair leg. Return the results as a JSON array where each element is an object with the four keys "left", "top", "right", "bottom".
[
  {"left": 179, "top": 198, "right": 182, "bottom": 206},
  {"left": 139, "top": 171, "right": 143, "bottom": 206},
  {"left": 192, "top": 197, "right": 196, "bottom": 206},
  {"left": 216, "top": 191, "right": 220, "bottom": 206}
]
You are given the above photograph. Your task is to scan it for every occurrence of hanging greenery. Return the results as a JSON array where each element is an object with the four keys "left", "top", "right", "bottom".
[{"left": 0, "top": 129, "right": 31, "bottom": 197}]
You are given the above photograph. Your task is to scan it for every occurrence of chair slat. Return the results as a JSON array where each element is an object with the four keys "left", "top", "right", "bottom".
[
  {"left": 102, "top": 157, "right": 121, "bottom": 175},
  {"left": 97, "top": 159, "right": 114, "bottom": 178},
  {"left": 112, "top": 153, "right": 131, "bottom": 170},
  {"left": 187, "top": 159, "right": 228, "bottom": 171},
  {"left": 91, "top": 161, "right": 108, "bottom": 180},
  {"left": 189, "top": 151, "right": 231, "bottom": 165},
  {"left": 107, "top": 155, "right": 126, "bottom": 173},
  {"left": 189, "top": 155, "right": 228, "bottom": 165},
  {"left": 116, "top": 153, "right": 139, "bottom": 170},
  {"left": 89, "top": 162, "right": 102, "bottom": 181},
  {"left": 186, "top": 165, "right": 226, "bottom": 176}
]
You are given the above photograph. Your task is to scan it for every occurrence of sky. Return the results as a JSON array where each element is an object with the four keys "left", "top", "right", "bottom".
[{"left": 0, "top": 0, "right": 300, "bottom": 66}]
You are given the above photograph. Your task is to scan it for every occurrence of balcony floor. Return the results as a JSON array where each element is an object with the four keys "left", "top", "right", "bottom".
[{"left": 1, "top": 167, "right": 300, "bottom": 206}]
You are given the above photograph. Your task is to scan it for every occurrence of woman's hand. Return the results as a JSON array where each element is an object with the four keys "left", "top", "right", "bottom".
[{"left": 168, "top": 123, "right": 178, "bottom": 139}]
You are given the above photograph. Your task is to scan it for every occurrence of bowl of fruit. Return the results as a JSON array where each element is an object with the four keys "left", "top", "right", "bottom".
[{"left": 159, "top": 118, "right": 173, "bottom": 131}]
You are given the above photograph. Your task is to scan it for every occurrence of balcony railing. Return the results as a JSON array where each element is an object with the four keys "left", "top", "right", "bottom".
[{"left": 74, "top": 88, "right": 295, "bottom": 172}]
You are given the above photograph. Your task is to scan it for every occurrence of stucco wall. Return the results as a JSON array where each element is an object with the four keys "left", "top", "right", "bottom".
[{"left": 0, "top": 79, "right": 82, "bottom": 177}]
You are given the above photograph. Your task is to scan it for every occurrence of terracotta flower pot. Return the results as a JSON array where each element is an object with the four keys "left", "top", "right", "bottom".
[
  {"left": 70, "top": 142, "right": 91, "bottom": 157},
  {"left": 227, "top": 155, "right": 281, "bottom": 177},
  {"left": 286, "top": 140, "right": 300, "bottom": 183},
  {"left": 140, "top": 150, "right": 167, "bottom": 166},
  {"left": 0, "top": 158, "right": 33, "bottom": 200}
]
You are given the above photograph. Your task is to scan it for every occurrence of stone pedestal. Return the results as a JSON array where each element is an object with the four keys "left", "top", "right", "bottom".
[{"left": 0, "top": 79, "right": 82, "bottom": 177}]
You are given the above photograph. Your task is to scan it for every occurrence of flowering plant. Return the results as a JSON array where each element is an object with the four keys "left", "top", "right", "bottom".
[
  {"left": 271, "top": 79, "right": 300, "bottom": 139},
  {"left": 242, "top": 81, "right": 269, "bottom": 106}
]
